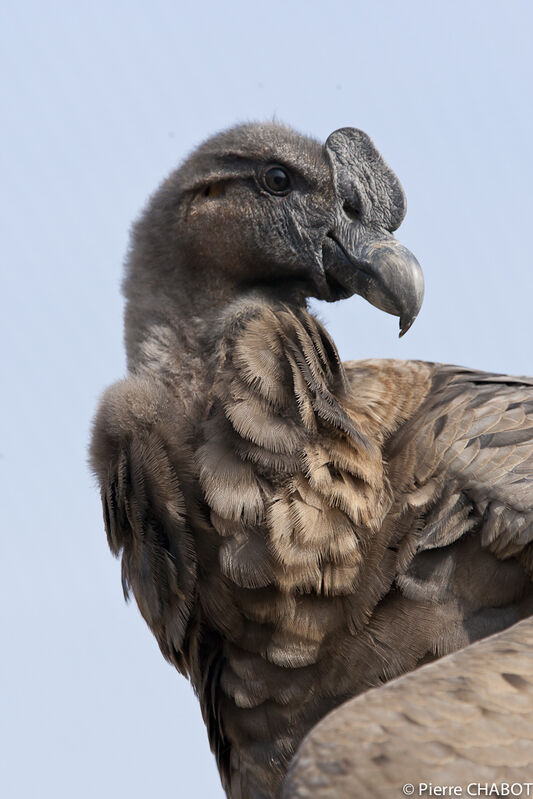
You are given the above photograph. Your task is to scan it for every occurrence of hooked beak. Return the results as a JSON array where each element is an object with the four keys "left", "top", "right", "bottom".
[
  {"left": 321, "top": 126, "right": 424, "bottom": 336},
  {"left": 321, "top": 231, "right": 424, "bottom": 337}
]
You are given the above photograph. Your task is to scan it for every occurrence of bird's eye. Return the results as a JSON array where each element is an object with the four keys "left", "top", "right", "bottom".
[
  {"left": 203, "top": 183, "right": 225, "bottom": 199},
  {"left": 262, "top": 166, "right": 291, "bottom": 195}
]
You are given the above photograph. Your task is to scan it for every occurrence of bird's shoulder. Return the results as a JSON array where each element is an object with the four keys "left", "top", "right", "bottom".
[
  {"left": 371, "top": 362, "right": 533, "bottom": 579},
  {"left": 384, "top": 362, "right": 533, "bottom": 503},
  {"left": 90, "top": 375, "right": 199, "bottom": 670}
]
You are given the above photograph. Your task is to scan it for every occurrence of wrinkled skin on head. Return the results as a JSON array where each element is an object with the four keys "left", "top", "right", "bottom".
[{"left": 126, "top": 122, "right": 423, "bottom": 335}]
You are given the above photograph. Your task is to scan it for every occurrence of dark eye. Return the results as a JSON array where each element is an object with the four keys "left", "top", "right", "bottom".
[{"left": 263, "top": 166, "right": 291, "bottom": 195}]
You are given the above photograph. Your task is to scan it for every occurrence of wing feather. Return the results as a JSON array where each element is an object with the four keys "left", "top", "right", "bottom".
[
  {"left": 388, "top": 366, "right": 533, "bottom": 567},
  {"left": 90, "top": 376, "right": 197, "bottom": 669},
  {"left": 281, "top": 616, "right": 533, "bottom": 798}
]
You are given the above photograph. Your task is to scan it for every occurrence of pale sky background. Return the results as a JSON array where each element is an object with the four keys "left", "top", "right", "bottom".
[{"left": 1, "top": 1, "right": 532, "bottom": 797}]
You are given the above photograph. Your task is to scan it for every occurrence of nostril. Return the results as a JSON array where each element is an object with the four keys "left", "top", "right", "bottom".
[{"left": 343, "top": 200, "right": 361, "bottom": 222}]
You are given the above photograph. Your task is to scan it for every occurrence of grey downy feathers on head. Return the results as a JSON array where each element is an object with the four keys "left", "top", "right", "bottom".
[{"left": 90, "top": 121, "right": 533, "bottom": 799}]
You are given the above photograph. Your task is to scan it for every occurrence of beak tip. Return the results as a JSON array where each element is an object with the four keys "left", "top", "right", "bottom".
[{"left": 399, "top": 315, "right": 416, "bottom": 338}]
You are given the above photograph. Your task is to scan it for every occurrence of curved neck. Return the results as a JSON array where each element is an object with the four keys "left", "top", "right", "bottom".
[{"left": 123, "top": 255, "right": 312, "bottom": 374}]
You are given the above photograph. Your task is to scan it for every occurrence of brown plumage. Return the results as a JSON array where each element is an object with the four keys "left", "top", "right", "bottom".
[
  {"left": 90, "top": 122, "right": 533, "bottom": 798},
  {"left": 282, "top": 616, "right": 533, "bottom": 798}
]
